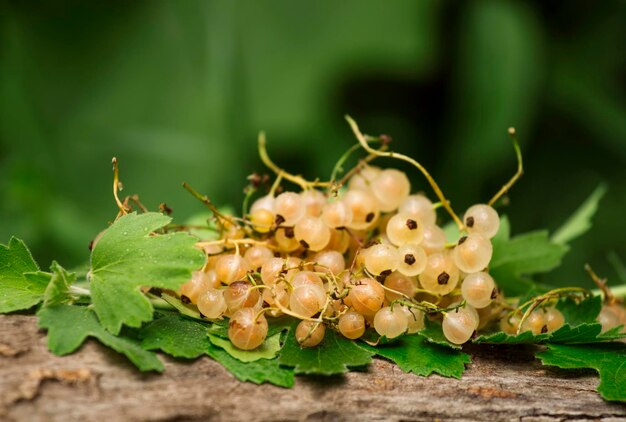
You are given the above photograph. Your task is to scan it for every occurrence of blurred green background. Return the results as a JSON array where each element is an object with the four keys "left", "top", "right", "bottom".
[{"left": 1, "top": 0, "right": 625, "bottom": 288}]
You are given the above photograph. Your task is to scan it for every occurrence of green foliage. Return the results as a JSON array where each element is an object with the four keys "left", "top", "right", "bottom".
[
  {"left": 208, "top": 333, "right": 282, "bottom": 363},
  {"left": 359, "top": 334, "right": 470, "bottom": 379},
  {"left": 474, "top": 296, "right": 626, "bottom": 345},
  {"left": 279, "top": 323, "right": 374, "bottom": 375},
  {"left": 552, "top": 184, "right": 607, "bottom": 246},
  {"left": 140, "top": 312, "right": 294, "bottom": 387},
  {"left": 537, "top": 343, "right": 626, "bottom": 402},
  {"left": 490, "top": 231, "right": 567, "bottom": 295},
  {"left": 0, "top": 237, "right": 48, "bottom": 312},
  {"left": 140, "top": 313, "right": 211, "bottom": 359},
  {"left": 89, "top": 212, "right": 205, "bottom": 334},
  {"left": 38, "top": 304, "right": 163, "bottom": 372},
  {"left": 43, "top": 262, "right": 76, "bottom": 307}
]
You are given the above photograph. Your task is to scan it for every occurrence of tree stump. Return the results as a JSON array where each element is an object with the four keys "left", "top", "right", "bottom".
[{"left": 1, "top": 315, "right": 625, "bottom": 421}]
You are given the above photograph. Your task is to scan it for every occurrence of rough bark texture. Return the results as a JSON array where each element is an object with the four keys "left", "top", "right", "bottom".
[{"left": 1, "top": 315, "right": 625, "bottom": 422}]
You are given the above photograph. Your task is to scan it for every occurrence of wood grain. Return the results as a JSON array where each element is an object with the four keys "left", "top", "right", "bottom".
[{"left": 1, "top": 315, "right": 625, "bottom": 422}]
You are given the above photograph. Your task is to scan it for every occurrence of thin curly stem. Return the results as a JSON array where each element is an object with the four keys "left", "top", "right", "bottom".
[{"left": 345, "top": 115, "right": 464, "bottom": 231}]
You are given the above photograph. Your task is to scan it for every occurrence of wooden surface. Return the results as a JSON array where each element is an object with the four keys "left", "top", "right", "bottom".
[{"left": 1, "top": 315, "right": 625, "bottom": 422}]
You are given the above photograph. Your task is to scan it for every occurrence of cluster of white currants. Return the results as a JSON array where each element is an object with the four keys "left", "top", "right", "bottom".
[{"left": 177, "top": 165, "right": 557, "bottom": 350}]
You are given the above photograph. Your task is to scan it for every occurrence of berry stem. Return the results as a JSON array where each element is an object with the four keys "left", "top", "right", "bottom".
[
  {"left": 258, "top": 132, "right": 333, "bottom": 190},
  {"left": 488, "top": 128, "right": 524, "bottom": 206},
  {"left": 111, "top": 157, "right": 129, "bottom": 217},
  {"left": 182, "top": 182, "right": 240, "bottom": 229},
  {"left": 345, "top": 115, "right": 464, "bottom": 231},
  {"left": 586, "top": 264, "right": 617, "bottom": 305}
]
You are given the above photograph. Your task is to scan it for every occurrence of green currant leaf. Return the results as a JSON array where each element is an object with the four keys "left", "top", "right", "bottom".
[
  {"left": 208, "top": 333, "right": 282, "bottom": 362},
  {"left": 89, "top": 212, "right": 205, "bottom": 334},
  {"left": 490, "top": 231, "right": 567, "bottom": 296},
  {"left": 474, "top": 296, "right": 625, "bottom": 344},
  {"left": 359, "top": 334, "right": 471, "bottom": 379},
  {"left": 140, "top": 313, "right": 211, "bottom": 359},
  {"left": 0, "top": 237, "right": 50, "bottom": 313},
  {"left": 207, "top": 346, "right": 295, "bottom": 388},
  {"left": 42, "top": 261, "right": 76, "bottom": 307},
  {"left": 140, "top": 313, "right": 294, "bottom": 387},
  {"left": 537, "top": 342, "right": 626, "bottom": 402},
  {"left": 279, "top": 323, "right": 374, "bottom": 375},
  {"left": 160, "top": 293, "right": 203, "bottom": 320},
  {"left": 551, "top": 184, "right": 606, "bottom": 246},
  {"left": 38, "top": 304, "right": 163, "bottom": 372}
]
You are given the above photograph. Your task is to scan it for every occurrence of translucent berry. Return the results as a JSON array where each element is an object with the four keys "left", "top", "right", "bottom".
[
  {"left": 275, "top": 227, "right": 300, "bottom": 252},
  {"left": 461, "top": 272, "right": 496, "bottom": 309},
  {"left": 343, "top": 189, "right": 380, "bottom": 230},
  {"left": 346, "top": 278, "right": 385, "bottom": 317},
  {"left": 464, "top": 204, "right": 500, "bottom": 239},
  {"left": 386, "top": 213, "right": 424, "bottom": 246},
  {"left": 399, "top": 194, "right": 437, "bottom": 226},
  {"left": 289, "top": 284, "right": 326, "bottom": 318},
  {"left": 228, "top": 308, "right": 268, "bottom": 350},
  {"left": 370, "top": 169, "right": 411, "bottom": 212},
  {"left": 300, "top": 189, "right": 326, "bottom": 217},
  {"left": 321, "top": 200, "right": 353, "bottom": 228},
  {"left": 294, "top": 217, "right": 331, "bottom": 251},
  {"left": 419, "top": 252, "right": 460, "bottom": 295},
  {"left": 313, "top": 250, "right": 346, "bottom": 276},
  {"left": 179, "top": 270, "right": 215, "bottom": 304},
  {"left": 338, "top": 310, "right": 366, "bottom": 339},
  {"left": 520, "top": 309, "right": 547, "bottom": 335},
  {"left": 243, "top": 245, "right": 274, "bottom": 270},
  {"left": 197, "top": 288, "right": 227, "bottom": 319},
  {"left": 275, "top": 192, "right": 306, "bottom": 225},
  {"left": 249, "top": 208, "right": 274, "bottom": 233},
  {"left": 442, "top": 305, "right": 479, "bottom": 344},
  {"left": 374, "top": 306, "right": 408, "bottom": 338},
  {"left": 223, "top": 281, "right": 262, "bottom": 314},
  {"left": 363, "top": 243, "right": 399, "bottom": 275},
  {"left": 544, "top": 307, "right": 565, "bottom": 332},
  {"left": 291, "top": 270, "right": 324, "bottom": 289},
  {"left": 215, "top": 254, "right": 250, "bottom": 285},
  {"left": 421, "top": 224, "right": 447, "bottom": 254},
  {"left": 401, "top": 306, "right": 425, "bottom": 334},
  {"left": 396, "top": 244, "right": 427, "bottom": 277},
  {"left": 295, "top": 320, "right": 326, "bottom": 347},
  {"left": 384, "top": 271, "right": 418, "bottom": 301},
  {"left": 452, "top": 233, "right": 493, "bottom": 274}
]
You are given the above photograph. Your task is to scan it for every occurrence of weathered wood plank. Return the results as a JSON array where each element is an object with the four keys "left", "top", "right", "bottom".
[{"left": 1, "top": 315, "right": 625, "bottom": 421}]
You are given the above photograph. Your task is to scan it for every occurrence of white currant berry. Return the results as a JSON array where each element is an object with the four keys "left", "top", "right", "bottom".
[
  {"left": 419, "top": 252, "right": 460, "bottom": 295},
  {"left": 321, "top": 200, "right": 353, "bottom": 228},
  {"left": 313, "top": 250, "right": 345, "bottom": 276},
  {"left": 243, "top": 245, "right": 274, "bottom": 270},
  {"left": 421, "top": 223, "right": 447, "bottom": 254},
  {"left": 464, "top": 204, "right": 500, "bottom": 239},
  {"left": 374, "top": 306, "right": 408, "bottom": 338},
  {"left": 300, "top": 189, "right": 326, "bottom": 217},
  {"left": 197, "top": 288, "right": 227, "bottom": 319},
  {"left": 346, "top": 278, "right": 385, "bottom": 317},
  {"left": 384, "top": 271, "right": 418, "bottom": 301},
  {"left": 363, "top": 243, "right": 400, "bottom": 276},
  {"left": 295, "top": 320, "right": 326, "bottom": 347},
  {"left": 338, "top": 310, "right": 366, "bottom": 339},
  {"left": 399, "top": 194, "right": 437, "bottom": 225},
  {"left": 452, "top": 233, "right": 493, "bottom": 274},
  {"left": 386, "top": 212, "right": 424, "bottom": 246},
  {"left": 343, "top": 189, "right": 379, "bottom": 230},
  {"left": 396, "top": 244, "right": 427, "bottom": 277},
  {"left": 442, "top": 305, "right": 479, "bottom": 344},
  {"left": 294, "top": 217, "right": 331, "bottom": 251},
  {"left": 228, "top": 308, "right": 268, "bottom": 350},
  {"left": 275, "top": 191, "right": 306, "bottom": 225},
  {"left": 461, "top": 272, "right": 496, "bottom": 309},
  {"left": 370, "top": 169, "right": 411, "bottom": 212},
  {"left": 289, "top": 284, "right": 326, "bottom": 318}
]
